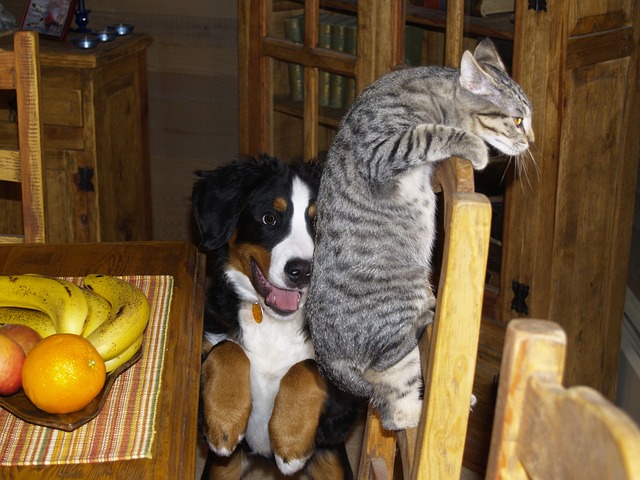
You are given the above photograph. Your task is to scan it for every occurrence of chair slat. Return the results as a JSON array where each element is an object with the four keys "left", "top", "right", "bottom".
[
  {"left": 0, "top": 31, "right": 46, "bottom": 244},
  {"left": 0, "top": 150, "right": 21, "bottom": 182}
]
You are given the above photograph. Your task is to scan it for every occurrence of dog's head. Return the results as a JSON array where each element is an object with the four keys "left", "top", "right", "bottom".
[{"left": 193, "top": 155, "right": 322, "bottom": 319}]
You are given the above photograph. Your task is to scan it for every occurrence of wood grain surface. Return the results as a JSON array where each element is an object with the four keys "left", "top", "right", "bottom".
[{"left": 0, "top": 241, "right": 206, "bottom": 479}]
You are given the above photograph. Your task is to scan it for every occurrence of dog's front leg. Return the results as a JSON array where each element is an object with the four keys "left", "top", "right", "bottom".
[
  {"left": 201, "top": 340, "right": 251, "bottom": 457},
  {"left": 269, "top": 359, "right": 328, "bottom": 475}
]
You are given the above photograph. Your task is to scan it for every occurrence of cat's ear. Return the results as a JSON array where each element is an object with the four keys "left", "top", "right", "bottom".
[
  {"left": 459, "top": 50, "right": 499, "bottom": 97},
  {"left": 473, "top": 38, "right": 507, "bottom": 72}
]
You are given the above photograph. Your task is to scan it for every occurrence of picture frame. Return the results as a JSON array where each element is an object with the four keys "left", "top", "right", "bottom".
[{"left": 19, "top": 0, "right": 78, "bottom": 41}]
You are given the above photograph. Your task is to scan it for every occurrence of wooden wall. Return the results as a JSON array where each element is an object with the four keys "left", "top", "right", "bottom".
[{"left": 2, "top": 0, "right": 239, "bottom": 241}]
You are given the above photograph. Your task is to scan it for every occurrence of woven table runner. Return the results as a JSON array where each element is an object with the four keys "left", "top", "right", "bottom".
[{"left": 0, "top": 275, "right": 174, "bottom": 465}]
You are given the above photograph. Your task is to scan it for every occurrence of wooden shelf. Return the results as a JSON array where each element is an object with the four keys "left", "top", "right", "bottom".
[
  {"left": 287, "top": 0, "right": 514, "bottom": 40},
  {"left": 405, "top": 4, "right": 513, "bottom": 40},
  {"left": 274, "top": 94, "right": 344, "bottom": 128}
]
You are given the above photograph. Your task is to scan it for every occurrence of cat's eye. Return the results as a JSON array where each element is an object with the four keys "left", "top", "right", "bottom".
[
  {"left": 513, "top": 117, "right": 523, "bottom": 127},
  {"left": 262, "top": 213, "right": 277, "bottom": 226}
]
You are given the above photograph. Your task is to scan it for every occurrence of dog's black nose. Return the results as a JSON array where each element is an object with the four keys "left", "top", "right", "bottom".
[{"left": 285, "top": 258, "right": 312, "bottom": 288}]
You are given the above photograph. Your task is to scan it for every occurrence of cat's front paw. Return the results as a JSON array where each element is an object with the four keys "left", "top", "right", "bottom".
[
  {"left": 458, "top": 133, "right": 489, "bottom": 170},
  {"left": 201, "top": 341, "right": 252, "bottom": 456},
  {"left": 468, "top": 137, "right": 489, "bottom": 170},
  {"left": 470, "top": 150, "right": 489, "bottom": 170}
]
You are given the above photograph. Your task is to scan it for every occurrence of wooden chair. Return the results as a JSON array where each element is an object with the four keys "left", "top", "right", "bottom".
[
  {"left": 0, "top": 31, "right": 46, "bottom": 243},
  {"left": 357, "top": 157, "right": 492, "bottom": 480},
  {"left": 486, "top": 319, "right": 640, "bottom": 479}
]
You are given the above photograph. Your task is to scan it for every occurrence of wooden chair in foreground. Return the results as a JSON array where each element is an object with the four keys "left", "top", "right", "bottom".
[
  {"left": 357, "top": 158, "right": 492, "bottom": 480},
  {"left": 486, "top": 319, "right": 640, "bottom": 479},
  {"left": 0, "top": 31, "right": 46, "bottom": 243}
]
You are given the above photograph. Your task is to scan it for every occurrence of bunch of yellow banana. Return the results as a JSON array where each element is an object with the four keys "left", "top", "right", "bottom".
[{"left": 0, "top": 274, "right": 150, "bottom": 373}]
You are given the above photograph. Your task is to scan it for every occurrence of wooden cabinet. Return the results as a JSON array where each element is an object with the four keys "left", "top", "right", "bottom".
[
  {"left": 238, "top": 0, "right": 640, "bottom": 472},
  {"left": 0, "top": 33, "right": 153, "bottom": 243}
]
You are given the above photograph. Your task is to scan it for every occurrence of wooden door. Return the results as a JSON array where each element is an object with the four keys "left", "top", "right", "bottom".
[{"left": 502, "top": 0, "right": 640, "bottom": 398}]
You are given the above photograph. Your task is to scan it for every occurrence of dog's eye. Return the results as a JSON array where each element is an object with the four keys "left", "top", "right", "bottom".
[{"left": 262, "top": 213, "right": 277, "bottom": 226}]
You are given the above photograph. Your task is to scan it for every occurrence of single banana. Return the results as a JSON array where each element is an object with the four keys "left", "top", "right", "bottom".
[
  {"left": 81, "top": 288, "right": 112, "bottom": 338},
  {"left": 83, "top": 274, "right": 150, "bottom": 361},
  {"left": 0, "top": 275, "right": 88, "bottom": 335},
  {"left": 104, "top": 334, "right": 143, "bottom": 373},
  {"left": 0, "top": 307, "right": 57, "bottom": 337}
]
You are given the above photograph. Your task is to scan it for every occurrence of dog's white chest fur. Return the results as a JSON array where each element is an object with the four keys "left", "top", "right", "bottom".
[{"left": 239, "top": 304, "right": 314, "bottom": 456}]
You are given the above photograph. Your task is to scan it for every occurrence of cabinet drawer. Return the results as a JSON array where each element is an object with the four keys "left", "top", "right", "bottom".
[
  {"left": 42, "top": 87, "right": 83, "bottom": 127},
  {"left": 41, "top": 66, "right": 83, "bottom": 127},
  {"left": 43, "top": 125, "right": 84, "bottom": 151}
]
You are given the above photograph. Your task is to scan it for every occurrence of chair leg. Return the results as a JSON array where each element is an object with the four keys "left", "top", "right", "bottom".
[{"left": 357, "top": 405, "right": 397, "bottom": 480}]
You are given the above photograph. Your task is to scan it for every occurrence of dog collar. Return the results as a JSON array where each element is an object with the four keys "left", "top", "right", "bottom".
[{"left": 252, "top": 302, "right": 263, "bottom": 323}]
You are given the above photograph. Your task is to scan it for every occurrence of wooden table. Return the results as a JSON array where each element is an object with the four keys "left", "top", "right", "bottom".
[{"left": 0, "top": 241, "right": 206, "bottom": 479}]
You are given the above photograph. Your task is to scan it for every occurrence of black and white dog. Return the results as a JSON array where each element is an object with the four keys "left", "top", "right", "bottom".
[{"left": 192, "top": 155, "right": 360, "bottom": 479}]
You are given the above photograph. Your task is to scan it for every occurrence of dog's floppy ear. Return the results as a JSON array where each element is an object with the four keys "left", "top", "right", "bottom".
[
  {"left": 293, "top": 156, "right": 324, "bottom": 194},
  {"left": 192, "top": 169, "right": 242, "bottom": 251},
  {"left": 192, "top": 158, "right": 266, "bottom": 251}
]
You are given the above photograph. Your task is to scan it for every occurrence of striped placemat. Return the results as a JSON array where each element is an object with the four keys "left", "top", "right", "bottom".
[{"left": 0, "top": 275, "right": 174, "bottom": 465}]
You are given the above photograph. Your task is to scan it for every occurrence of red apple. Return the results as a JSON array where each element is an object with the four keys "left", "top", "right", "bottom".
[
  {"left": 0, "top": 324, "right": 42, "bottom": 355},
  {"left": 0, "top": 334, "right": 26, "bottom": 395}
]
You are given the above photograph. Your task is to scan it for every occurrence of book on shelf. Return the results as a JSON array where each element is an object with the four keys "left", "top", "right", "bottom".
[
  {"left": 283, "top": 12, "right": 357, "bottom": 110},
  {"left": 342, "top": 18, "right": 357, "bottom": 109},
  {"left": 283, "top": 12, "right": 425, "bottom": 110},
  {"left": 317, "top": 13, "right": 335, "bottom": 107},
  {"left": 469, "top": 0, "right": 514, "bottom": 17},
  {"left": 405, "top": 25, "right": 424, "bottom": 66},
  {"left": 282, "top": 14, "right": 304, "bottom": 102},
  {"left": 329, "top": 15, "right": 355, "bottom": 109}
]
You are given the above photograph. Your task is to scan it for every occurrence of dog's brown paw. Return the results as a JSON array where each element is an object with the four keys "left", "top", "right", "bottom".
[
  {"left": 201, "top": 341, "right": 251, "bottom": 456},
  {"left": 269, "top": 360, "right": 328, "bottom": 475}
]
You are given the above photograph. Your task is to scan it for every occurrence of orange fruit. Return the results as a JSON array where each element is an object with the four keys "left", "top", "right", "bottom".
[{"left": 22, "top": 333, "right": 106, "bottom": 414}]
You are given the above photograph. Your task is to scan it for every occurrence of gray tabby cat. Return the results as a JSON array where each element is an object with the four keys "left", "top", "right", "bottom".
[{"left": 305, "top": 39, "right": 534, "bottom": 430}]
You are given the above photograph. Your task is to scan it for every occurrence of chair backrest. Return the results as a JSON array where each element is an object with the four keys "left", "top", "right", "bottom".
[
  {"left": 0, "top": 30, "right": 46, "bottom": 243},
  {"left": 486, "top": 319, "right": 640, "bottom": 479},
  {"left": 357, "top": 158, "right": 492, "bottom": 480}
]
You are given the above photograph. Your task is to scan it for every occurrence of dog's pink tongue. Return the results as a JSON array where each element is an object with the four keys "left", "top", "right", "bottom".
[
  {"left": 251, "top": 259, "right": 301, "bottom": 313},
  {"left": 266, "top": 286, "right": 300, "bottom": 312}
]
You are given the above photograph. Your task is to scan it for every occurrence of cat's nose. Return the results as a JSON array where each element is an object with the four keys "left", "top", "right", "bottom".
[
  {"left": 285, "top": 258, "right": 312, "bottom": 288},
  {"left": 526, "top": 120, "right": 535, "bottom": 143}
]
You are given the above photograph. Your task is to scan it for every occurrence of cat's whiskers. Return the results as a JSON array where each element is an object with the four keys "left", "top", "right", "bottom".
[
  {"left": 528, "top": 143, "right": 543, "bottom": 176},
  {"left": 497, "top": 148, "right": 538, "bottom": 190},
  {"left": 527, "top": 149, "right": 541, "bottom": 178},
  {"left": 519, "top": 153, "right": 534, "bottom": 190},
  {"left": 499, "top": 158, "right": 511, "bottom": 185},
  {"left": 515, "top": 147, "right": 544, "bottom": 191}
]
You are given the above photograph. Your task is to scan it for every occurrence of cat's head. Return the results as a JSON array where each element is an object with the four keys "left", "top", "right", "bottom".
[{"left": 459, "top": 39, "right": 534, "bottom": 158}]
